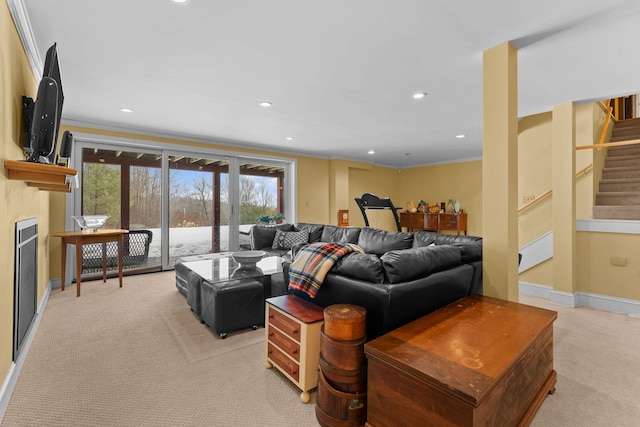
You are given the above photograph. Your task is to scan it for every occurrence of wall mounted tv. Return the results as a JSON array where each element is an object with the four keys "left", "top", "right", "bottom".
[{"left": 23, "top": 43, "right": 64, "bottom": 164}]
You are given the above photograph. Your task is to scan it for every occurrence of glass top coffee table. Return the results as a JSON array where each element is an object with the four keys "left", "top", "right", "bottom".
[
  {"left": 182, "top": 253, "right": 284, "bottom": 283},
  {"left": 176, "top": 253, "right": 285, "bottom": 338}
]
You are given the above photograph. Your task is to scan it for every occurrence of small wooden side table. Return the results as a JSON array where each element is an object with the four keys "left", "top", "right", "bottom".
[
  {"left": 265, "top": 294, "right": 324, "bottom": 403},
  {"left": 53, "top": 229, "right": 128, "bottom": 297}
]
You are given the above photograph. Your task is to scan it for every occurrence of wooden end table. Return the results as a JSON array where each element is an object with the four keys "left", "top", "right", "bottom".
[
  {"left": 265, "top": 294, "right": 324, "bottom": 403},
  {"left": 53, "top": 229, "right": 128, "bottom": 297}
]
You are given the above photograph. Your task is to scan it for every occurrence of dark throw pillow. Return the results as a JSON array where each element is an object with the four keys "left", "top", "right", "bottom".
[{"left": 272, "top": 229, "right": 310, "bottom": 250}]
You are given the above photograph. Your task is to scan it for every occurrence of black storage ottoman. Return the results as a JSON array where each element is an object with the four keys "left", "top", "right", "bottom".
[
  {"left": 200, "top": 278, "right": 265, "bottom": 338},
  {"left": 186, "top": 271, "right": 203, "bottom": 321},
  {"left": 174, "top": 260, "right": 190, "bottom": 296}
]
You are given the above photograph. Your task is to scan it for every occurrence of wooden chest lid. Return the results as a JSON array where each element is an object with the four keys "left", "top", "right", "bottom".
[{"left": 364, "top": 295, "right": 557, "bottom": 406}]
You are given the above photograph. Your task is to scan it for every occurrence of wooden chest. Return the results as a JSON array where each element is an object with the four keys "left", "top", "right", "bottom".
[
  {"left": 364, "top": 295, "right": 557, "bottom": 427},
  {"left": 265, "top": 294, "right": 324, "bottom": 403}
]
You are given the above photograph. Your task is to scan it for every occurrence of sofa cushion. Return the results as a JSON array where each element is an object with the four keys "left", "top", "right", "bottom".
[
  {"left": 250, "top": 224, "right": 293, "bottom": 250},
  {"left": 453, "top": 242, "right": 482, "bottom": 263},
  {"left": 357, "top": 228, "right": 414, "bottom": 256},
  {"left": 294, "top": 223, "right": 324, "bottom": 243},
  {"left": 331, "top": 252, "right": 385, "bottom": 283},
  {"left": 320, "top": 225, "right": 361, "bottom": 244},
  {"left": 434, "top": 234, "right": 483, "bottom": 246},
  {"left": 412, "top": 230, "right": 438, "bottom": 248},
  {"left": 381, "top": 245, "right": 462, "bottom": 284},
  {"left": 272, "top": 229, "right": 309, "bottom": 250}
]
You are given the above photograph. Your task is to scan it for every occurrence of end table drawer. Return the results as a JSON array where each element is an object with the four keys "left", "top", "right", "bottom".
[
  {"left": 268, "top": 307, "right": 301, "bottom": 341},
  {"left": 268, "top": 342, "right": 300, "bottom": 382},
  {"left": 268, "top": 324, "right": 300, "bottom": 362}
]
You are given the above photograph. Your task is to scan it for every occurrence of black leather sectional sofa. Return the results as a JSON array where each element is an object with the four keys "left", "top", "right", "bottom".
[{"left": 249, "top": 222, "right": 483, "bottom": 341}]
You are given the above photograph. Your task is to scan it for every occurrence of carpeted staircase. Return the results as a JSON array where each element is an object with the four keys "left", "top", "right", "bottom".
[{"left": 593, "top": 118, "right": 640, "bottom": 220}]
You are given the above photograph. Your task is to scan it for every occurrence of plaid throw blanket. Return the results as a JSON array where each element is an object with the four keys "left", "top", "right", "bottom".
[{"left": 288, "top": 242, "right": 364, "bottom": 298}]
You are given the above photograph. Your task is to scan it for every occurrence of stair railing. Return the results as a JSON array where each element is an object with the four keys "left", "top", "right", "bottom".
[
  {"left": 577, "top": 98, "right": 640, "bottom": 151},
  {"left": 598, "top": 100, "right": 614, "bottom": 147},
  {"left": 518, "top": 163, "right": 593, "bottom": 214}
]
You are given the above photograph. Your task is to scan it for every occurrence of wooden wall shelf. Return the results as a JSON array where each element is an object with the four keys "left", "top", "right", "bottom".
[{"left": 4, "top": 160, "right": 77, "bottom": 192}]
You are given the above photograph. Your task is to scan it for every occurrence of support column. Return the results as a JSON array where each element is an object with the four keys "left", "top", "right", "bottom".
[
  {"left": 552, "top": 102, "right": 577, "bottom": 300},
  {"left": 482, "top": 42, "right": 519, "bottom": 301},
  {"left": 329, "top": 160, "right": 350, "bottom": 226}
]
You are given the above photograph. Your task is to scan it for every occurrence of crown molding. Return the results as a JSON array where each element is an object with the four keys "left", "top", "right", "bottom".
[{"left": 6, "top": 0, "right": 42, "bottom": 79}]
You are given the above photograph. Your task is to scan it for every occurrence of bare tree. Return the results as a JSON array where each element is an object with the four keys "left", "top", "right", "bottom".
[
  {"left": 192, "top": 175, "right": 212, "bottom": 225},
  {"left": 240, "top": 176, "right": 256, "bottom": 205},
  {"left": 255, "top": 181, "right": 274, "bottom": 209}
]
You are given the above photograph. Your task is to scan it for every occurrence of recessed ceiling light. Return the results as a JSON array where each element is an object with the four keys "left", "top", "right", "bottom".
[
  {"left": 456, "top": 134, "right": 466, "bottom": 138},
  {"left": 285, "top": 137, "right": 294, "bottom": 141},
  {"left": 412, "top": 92, "right": 427, "bottom": 99},
  {"left": 120, "top": 108, "right": 133, "bottom": 113},
  {"left": 368, "top": 150, "right": 375, "bottom": 155},
  {"left": 259, "top": 101, "right": 272, "bottom": 107},
  {"left": 172, "top": 0, "right": 189, "bottom": 4}
]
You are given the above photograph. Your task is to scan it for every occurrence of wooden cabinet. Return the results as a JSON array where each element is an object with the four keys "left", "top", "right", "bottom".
[
  {"left": 265, "top": 294, "right": 324, "bottom": 403},
  {"left": 399, "top": 212, "right": 467, "bottom": 235}
]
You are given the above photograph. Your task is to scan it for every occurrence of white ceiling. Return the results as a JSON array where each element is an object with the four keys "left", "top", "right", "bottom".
[{"left": 12, "top": 0, "right": 640, "bottom": 168}]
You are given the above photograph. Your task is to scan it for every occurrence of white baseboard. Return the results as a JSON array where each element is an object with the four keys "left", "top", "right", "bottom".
[
  {"left": 0, "top": 281, "right": 52, "bottom": 423},
  {"left": 520, "top": 281, "right": 640, "bottom": 316}
]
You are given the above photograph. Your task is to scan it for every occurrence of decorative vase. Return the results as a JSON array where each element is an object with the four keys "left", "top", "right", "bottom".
[
  {"left": 446, "top": 199, "right": 455, "bottom": 213},
  {"left": 454, "top": 200, "right": 461, "bottom": 213}
]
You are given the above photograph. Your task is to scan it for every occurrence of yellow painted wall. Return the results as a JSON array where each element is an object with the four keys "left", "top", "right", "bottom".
[
  {"left": 295, "top": 156, "right": 331, "bottom": 224},
  {"left": 517, "top": 105, "right": 598, "bottom": 245},
  {"left": 396, "top": 160, "right": 483, "bottom": 236},
  {"left": 576, "top": 231, "right": 640, "bottom": 301},
  {"left": 1, "top": 2, "right": 51, "bottom": 380},
  {"left": 517, "top": 112, "right": 553, "bottom": 246}
]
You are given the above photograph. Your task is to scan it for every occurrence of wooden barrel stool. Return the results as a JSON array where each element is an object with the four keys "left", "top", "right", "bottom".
[
  {"left": 323, "top": 304, "right": 367, "bottom": 341},
  {"left": 316, "top": 304, "right": 367, "bottom": 427}
]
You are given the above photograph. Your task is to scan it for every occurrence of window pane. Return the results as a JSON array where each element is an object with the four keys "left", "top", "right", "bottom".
[
  {"left": 239, "top": 162, "right": 285, "bottom": 230},
  {"left": 81, "top": 148, "right": 162, "bottom": 274},
  {"left": 168, "top": 155, "right": 229, "bottom": 266}
]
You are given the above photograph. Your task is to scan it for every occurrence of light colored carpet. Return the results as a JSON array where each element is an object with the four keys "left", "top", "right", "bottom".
[{"left": 1, "top": 272, "right": 639, "bottom": 426}]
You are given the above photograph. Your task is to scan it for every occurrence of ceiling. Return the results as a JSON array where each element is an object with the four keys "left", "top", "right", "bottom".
[{"left": 11, "top": 0, "right": 640, "bottom": 168}]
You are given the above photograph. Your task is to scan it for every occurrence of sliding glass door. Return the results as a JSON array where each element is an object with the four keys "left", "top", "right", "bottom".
[
  {"left": 81, "top": 147, "right": 162, "bottom": 275},
  {"left": 167, "top": 154, "right": 230, "bottom": 266},
  {"left": 73, "top": 135, "right": 294, "bottom": 275}
]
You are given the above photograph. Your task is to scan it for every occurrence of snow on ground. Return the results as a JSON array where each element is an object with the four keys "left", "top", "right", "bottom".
[{"left": 146, "top": 225, "right": 253, "bottom": 258}]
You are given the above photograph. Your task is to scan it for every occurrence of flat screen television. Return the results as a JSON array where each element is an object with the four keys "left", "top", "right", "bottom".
[{"left": 25, "top": 43, "right": 64, "bottom": 164}]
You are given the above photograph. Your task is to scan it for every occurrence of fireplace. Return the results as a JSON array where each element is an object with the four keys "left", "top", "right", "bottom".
[{"left": 14, "top": 218, "right": 38, "bottom": 361}]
